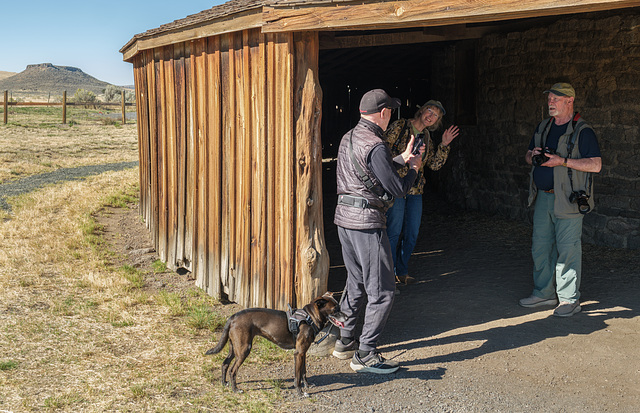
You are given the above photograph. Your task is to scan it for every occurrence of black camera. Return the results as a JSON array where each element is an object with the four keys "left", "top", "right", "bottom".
[
  {"left": 570, "top": 190, "right": 591, "bottom": 214},
  {"left": 412, "top": 133, "right": 425, "bottom": 155},
  {"left": 531, "top": 147, "right": 556, "bottom": 167}
]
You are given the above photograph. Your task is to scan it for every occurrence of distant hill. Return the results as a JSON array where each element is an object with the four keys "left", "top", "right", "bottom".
[
  {"left": 0, "top": 63, "right": 111, "bottom": 95},
  {"left": 0, "top": 71, "right": 16, "bottom": 81}
]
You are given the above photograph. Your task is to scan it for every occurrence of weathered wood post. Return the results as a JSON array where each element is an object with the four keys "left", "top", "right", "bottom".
[
  {"left": 121, "top": 90, "right": 126, "bottom": 124},
  {"left": 3, "top": 91, "right": 7, "bottom": 125},
  {"left": 294, "top": 31, "right": 329, "bottom": 305},
  {"left": 62, "top": 91, "right": 67, "bottom": 124}
]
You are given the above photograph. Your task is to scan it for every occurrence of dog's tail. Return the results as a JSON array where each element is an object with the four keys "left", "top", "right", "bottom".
[{"left": 205, "top": 318, "right": 231, "bottom": 355}]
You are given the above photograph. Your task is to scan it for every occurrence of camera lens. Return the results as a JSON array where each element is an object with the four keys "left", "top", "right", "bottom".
[{"left": 532, "top": 154, "right": 547, "bottom": 167}]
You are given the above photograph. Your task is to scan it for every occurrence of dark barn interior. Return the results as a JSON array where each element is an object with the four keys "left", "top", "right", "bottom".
[
  {"left": 320, "top": 42, "right": 433, "bottom": 159},
  {"left": 317, "top": 35, "right": 467, "bottom": 290},
  {"left": 316, "top": 8, "right": 640, "bottom": 291}
]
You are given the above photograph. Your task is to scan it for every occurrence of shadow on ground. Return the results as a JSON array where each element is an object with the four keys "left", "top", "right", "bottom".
[{"left": 323, "top": 184, "right": 640, "bottom": 361}]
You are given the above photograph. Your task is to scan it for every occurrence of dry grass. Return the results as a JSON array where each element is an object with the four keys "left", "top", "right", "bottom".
[
  {"left": 0, "top": 109, "right": 291, "bottom": 412},
  {"left": 0, "top": 107, "right": 138, "bottom": 183}
]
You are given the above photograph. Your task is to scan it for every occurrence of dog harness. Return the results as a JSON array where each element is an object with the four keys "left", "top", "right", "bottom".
[{"left": 286, "top": 305, "right": 321, "bottom": 339}]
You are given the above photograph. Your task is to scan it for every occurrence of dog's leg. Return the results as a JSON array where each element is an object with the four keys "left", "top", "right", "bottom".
[
  {"left": 229, "top": 346, "right": 251, "bottom": 393},
  {"left": 301, "top": 348, "right": 315, "bottom": 390},
  {"left": 221, "top": 342, "right": 235, "bottom": 387},
  {"left": 293, "top": 348, "right": 308, "bottom": 397},
  {"left": 294, "top": 333, "right": 314, "bottom": 398}
]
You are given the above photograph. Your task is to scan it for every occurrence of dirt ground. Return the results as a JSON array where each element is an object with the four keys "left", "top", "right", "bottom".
[{"left": 96, "top": 191, "right": 640, "bottom": 412}]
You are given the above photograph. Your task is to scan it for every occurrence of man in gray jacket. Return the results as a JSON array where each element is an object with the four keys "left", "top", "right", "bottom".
[{"left": 333, "top": 89, "right": 422, "bottom": 373}]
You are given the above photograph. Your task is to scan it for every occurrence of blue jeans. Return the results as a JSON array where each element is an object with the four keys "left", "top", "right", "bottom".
[
  {"left": 531, "top": 191, "right": 583, "bottom": 303},
  {"left": 386, "top": 194, "right": 423, "bottom": 277}
]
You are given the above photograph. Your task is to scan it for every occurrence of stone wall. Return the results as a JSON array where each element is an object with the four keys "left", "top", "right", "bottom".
[{"left": 431, "top": 10, "right": 640, "bottom": 249}]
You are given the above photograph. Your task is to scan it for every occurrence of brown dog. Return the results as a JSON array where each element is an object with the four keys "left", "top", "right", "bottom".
[{"left": 205, "top": 292, "right": 346, "bottom": 397}]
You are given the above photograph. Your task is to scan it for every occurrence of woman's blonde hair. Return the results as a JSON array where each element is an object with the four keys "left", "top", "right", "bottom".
[{"left": 414, "top": 101, "right": 445, "bottom": 131}]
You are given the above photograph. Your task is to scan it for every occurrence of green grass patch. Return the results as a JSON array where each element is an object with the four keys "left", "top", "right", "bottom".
[
  {"left": 152, "top": 259, "right": 167, "bottom": 273},
  {"left": 120, "top": 264, "right": 144, "bottom": 289},
  {"left": 186, "top": 303, "right": 226, "bottom": 331},
  {"left": 156, "top": 290, "right": 224, "bottom": 331},
  {"left": 104, "top": 184, "right": 138, "bottom": 208},
  {"left": 43, "top": 392, "right": 87, "bottom": 409},
  {"left": 130, "top": 384, "right": 148, "bottom": 399},
  {"left": 251, "top": 337, "right": 291, "bottom": 364},
  {"left": 157, "top": 291, "right": 186, "bottom": 317},
  {"left": 0, "top": 360, "right": 19, "bottom": 371},
  {"left": 80, "top": 213, "right": 106, "bottom": 251}
]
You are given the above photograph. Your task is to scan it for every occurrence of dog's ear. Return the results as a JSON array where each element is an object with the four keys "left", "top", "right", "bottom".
[{"left": 321, "top": 291, "right": 339, "bottom": 305}]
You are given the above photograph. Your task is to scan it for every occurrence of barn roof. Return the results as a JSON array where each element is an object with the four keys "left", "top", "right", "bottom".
[{"left": 121, "top": 0, "right": 640, "bottom": 61}]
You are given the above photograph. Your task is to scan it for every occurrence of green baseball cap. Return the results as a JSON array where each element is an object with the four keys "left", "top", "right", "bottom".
[
  {"left": 544, "top": 83, "right": 575, "bottom": 98},
  {"left": 421, "top": 99, "right": 446, "bottom": 116}
]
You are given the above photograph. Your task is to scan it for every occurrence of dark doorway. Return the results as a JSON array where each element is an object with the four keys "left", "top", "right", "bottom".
[
  {"left": 318, "top": 42, "right": 439, "bottom": 291},
  {"left": 319, "top": 42, "right": 439, "bottom": 160},
  {"left": 317, "top": 38, "right": 478, "bottom": 291}
]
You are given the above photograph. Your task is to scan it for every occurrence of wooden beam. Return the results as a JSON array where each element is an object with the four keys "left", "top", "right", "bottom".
[
  {"left": 122, "top": 10, "right": 263, "bottom": 62},
  {"left": 319, "top": 25, "right": 490, "bottom": 49},
  {"left": 262, "top": 0, "right": 640, "bottom": 33}
]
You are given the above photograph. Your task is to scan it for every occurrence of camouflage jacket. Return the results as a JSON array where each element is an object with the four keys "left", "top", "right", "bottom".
[{"left": 384, "top": 118, "right": 450, "bottom": 195}]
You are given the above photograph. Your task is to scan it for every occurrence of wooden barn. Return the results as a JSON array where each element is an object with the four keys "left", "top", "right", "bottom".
[{"left": 121, "top": 0, "right": 640, "bottom": 310}]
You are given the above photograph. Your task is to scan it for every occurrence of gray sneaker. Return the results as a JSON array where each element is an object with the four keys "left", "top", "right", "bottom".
[
  {"left": 333, "top": 338, "right": 358, "bottom": 359},
  {"left": 553, "top": 301, "right": 581, "bottom": 317},
  {"left": 519, "top": 295, "right": 558, "bottom": 308},
  {"left": 350, "top": 351, "right": 399, "bottom": 374},
  {"left": 307, "top": 325, "right": 338, "bottom": 357}
]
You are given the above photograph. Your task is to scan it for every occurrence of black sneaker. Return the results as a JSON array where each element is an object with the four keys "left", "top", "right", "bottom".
[
  {"left": 332, "top": 338, "right": 358, "bottom": 359},
  {"left": 350, "top": 351, "right": 399, "bottom": 374}
]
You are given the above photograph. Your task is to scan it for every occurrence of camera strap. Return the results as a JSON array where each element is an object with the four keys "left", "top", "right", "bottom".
[
  {"left": 538, "top": 118, "right": 553, "bottom": 149},
  {"left": 565, "top": 112, "right": 593, "bottom": 194},
  {"left": 348, "top": 130, "right": 388, "bottom": 200}
]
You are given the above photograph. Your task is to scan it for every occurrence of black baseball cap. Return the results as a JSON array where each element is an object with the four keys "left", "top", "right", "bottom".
[{"left": 359, "top": 89, "right": 401, "bottom": 115}]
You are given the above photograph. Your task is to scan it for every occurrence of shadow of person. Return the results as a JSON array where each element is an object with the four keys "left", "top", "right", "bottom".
[{"left": 382, "top": 300, "right": 637, "bottom": 365}]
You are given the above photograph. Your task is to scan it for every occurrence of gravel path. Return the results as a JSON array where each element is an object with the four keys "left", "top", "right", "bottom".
[{"left": 0, "top": 161, "right": 138, "bottom": 211}]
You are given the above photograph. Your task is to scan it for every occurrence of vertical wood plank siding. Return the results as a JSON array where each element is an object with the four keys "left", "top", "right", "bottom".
[{"left": 132, "top": 29, "right": 327, "bottom": 309}]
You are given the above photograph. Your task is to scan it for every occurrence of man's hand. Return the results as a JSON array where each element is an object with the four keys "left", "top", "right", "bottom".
[
  {"left": 526, "top": 147, "right": 602, "bottom": 172},
  {"left": 542, "top": 152, "right": 564, "bottom": 167},
  {"left": 400, "top": 134, "right": 419, "bottom": 164},
  {"left": 406, "top": 136, "right": 424, "bottom": 171}
]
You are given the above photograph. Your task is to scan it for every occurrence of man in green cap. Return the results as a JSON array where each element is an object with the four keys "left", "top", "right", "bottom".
[{"left": 520, "top": 82, "right": 602, "bottom": 317}]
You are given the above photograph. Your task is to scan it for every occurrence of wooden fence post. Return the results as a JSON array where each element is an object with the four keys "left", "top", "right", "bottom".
[
  {"left": 3, "top": 91, "right": 7, "bottom": 125},
  {"left": 121, "top": 90, "right": 126, "bottom": 125},
  {"left": 62, "top": 91, "right": 67, "bottom": 124}
]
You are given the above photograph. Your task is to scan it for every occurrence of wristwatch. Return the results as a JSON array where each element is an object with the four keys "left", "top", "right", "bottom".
[{"left": 562, "top": 158, "right": 568, "bottom": 167}]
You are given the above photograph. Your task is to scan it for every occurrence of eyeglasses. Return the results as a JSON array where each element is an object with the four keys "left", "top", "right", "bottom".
[{"left": 425, "top": 108, "right": 440, "bottom": 119}]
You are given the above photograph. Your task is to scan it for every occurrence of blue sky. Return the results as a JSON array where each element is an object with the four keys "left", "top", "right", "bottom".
[{"left": 1, "top": 1, "right": 226, "bottom": 86}]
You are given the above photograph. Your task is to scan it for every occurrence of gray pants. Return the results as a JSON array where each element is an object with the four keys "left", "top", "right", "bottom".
[{"left": 337, "top": 226, "right": 396, "bottom": 352}]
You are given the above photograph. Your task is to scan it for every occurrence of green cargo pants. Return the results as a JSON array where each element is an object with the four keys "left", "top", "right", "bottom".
[{"left": 531, "top": 191, "right": 583, "bottom": 303}]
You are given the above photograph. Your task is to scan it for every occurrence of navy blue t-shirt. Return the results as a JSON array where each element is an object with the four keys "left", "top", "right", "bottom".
[{"left": 528, "top": 119, "right": 601, "bottom": 191}]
